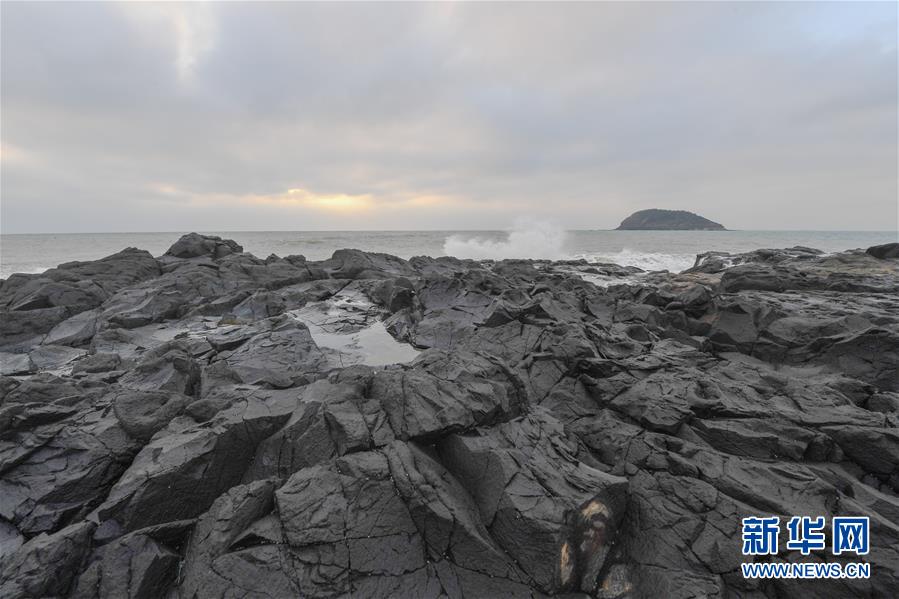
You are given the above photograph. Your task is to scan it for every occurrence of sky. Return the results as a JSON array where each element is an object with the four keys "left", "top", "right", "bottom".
[{"left": 1, "top": 1, "right": 897, "bottom": 233}]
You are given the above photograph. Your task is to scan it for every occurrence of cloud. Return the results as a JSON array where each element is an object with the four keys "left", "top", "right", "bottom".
[
  {"left": 1, "top": 2, "right": 896, "bottom": 233},
  {"left": 0, "top": 143, "right": 39, "bottom": 168},
  {"left": 149, "top": 182, "right": 466, "bottom": 221},
  {"left": 117, "top": 2, "right": 217, "bottom": 84}
]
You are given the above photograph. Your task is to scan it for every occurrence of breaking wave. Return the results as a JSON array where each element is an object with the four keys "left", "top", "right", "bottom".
[
  {"left": 442, "top": 218, "right": 568, "bottom": 260},
  {"left": 575, "top": 249, "right": 695, "bottom": 273},
  {"left": 442, "top": 221, "right": 695, "bottom": 272}
]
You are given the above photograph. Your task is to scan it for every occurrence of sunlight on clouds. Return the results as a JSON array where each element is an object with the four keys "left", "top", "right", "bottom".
[
  {"left": 248, "top": 188, "right": 459, "bottom": 213},
  {"left": 0, "top": 142, "right": 38, "bottom": 167},
  {"left": 272, "top": 188, "right": 375, "bottom": 212},
  {"left": 150, "top": 184, "right": 458, "bottom": 214}
]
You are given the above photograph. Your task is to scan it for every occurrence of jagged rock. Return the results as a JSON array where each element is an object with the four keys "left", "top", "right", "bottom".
[
  {"left": 164, "top": 233, "right": 243, "bottom": 260},
  {"left": 0, "top": 520, "right": 95, "bottom": 598},
  {"left": 71, "top": 530, "right": 180, "bottom": 599},
  {"left": 179, "top": 480, "right": 292, "bottom": 598},
  {"left": 244, "top": 350, "right": 527, "bottom": 480},
  {"left": 111, "top": 389, "right": 190, "bottom": 441},
  {"left": 0, "top": 248, "right": 160, "bottom": 314},
  {"left": 438, "top": 410, "right": 628, "bottom": 594},
  {"left": 0, "top": 352, "right": 32, "bottom": 376},
  {"left": 320, "top": 248, "right": 418, "bottom": 279},
  {"left": 866, "top": 242, "right": 899, "bottom": 260},
  {"left": 0, "top": 519, "right": 24, "bottom": 561},
  {"left": 0, "top": 396, "right": 140, "bottom": 536},
  {"left": 1, "top": 235, "right": 898, "bottom": 598},
  {"left": 118, "top": 339, "right": 202, "bottom": 395},
  {"left": 0, "top": 306, "right": 71, "bottom": 350},
  {"left": 95, "top": 389, "right": 299, "bottom": 531},
  {"left": 72, "top": 352, "right": 122, "bottom": 375},
  {"left": 28, "top": 344, "right": 87, "bottom": 371},
  {"left": 202, "top": 316, "right": 329, "bottom": 389},
  {"left": 43, "top": 309, "right": 101, "bottom": 347},
  {"left": 272, "top": 442, "right": 535, "bottom": 597}
]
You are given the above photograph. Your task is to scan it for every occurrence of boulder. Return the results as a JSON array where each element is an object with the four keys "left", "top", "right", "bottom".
[
  {"left": 0, "top": 521, "right": 95, "bottom": 598},
  {"left": 164, "top": 233, "right": 243, "bottom": 260},
  {"left": 866, "top": 242, "right": 899, "bottom": 260}
]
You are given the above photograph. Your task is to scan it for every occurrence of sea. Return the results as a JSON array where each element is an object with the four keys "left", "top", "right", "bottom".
[{"left": 1, "top": 228, "right": 896, "bottom": 280}]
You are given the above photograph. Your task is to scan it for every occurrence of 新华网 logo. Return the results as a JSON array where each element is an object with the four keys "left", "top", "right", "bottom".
[{"left": 740, "top": 515, "right": 871, "bottom": 580}]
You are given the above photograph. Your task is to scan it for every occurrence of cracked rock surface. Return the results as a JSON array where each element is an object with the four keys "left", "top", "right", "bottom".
[{"left": 1, "top": 235, "right": 898, "bottom": 598}]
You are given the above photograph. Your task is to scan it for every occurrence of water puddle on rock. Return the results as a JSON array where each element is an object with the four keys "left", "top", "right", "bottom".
[
  {"left": 288, "top": 288, "right": 420, "bottom": 367},
  {"left": 307, "top": 320, "right": 420, "bottom": 367}
]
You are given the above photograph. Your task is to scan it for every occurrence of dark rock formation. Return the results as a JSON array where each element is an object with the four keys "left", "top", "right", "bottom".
[
  {"left": 616, "top": 209, "right": 726, "bottom": 230},
  {"left": 1, "top": 232, "right": 898, "bottom": 598},
  {"left": 867, "top": 242, "right": 899, "bottom": 260}
]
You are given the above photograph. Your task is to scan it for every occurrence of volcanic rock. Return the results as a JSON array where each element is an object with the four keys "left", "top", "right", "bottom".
[{"left": 1, "top": 232, "right": 897, "bottom": 598}]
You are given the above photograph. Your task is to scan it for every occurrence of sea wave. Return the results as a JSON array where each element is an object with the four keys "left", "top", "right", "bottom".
[
  {"left": 442, "top": 218, "right": 567, "bottom": 260},
  {"left": 575, "top": 249, "right": 696, "bottom": 273},
  {"left": 442, "top": 220, "right": 696, "bottom": 272}
]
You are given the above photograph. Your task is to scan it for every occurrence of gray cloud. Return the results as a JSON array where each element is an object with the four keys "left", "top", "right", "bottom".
[{"left": 1, "top": 1, "right": 896, "bottom": 232}]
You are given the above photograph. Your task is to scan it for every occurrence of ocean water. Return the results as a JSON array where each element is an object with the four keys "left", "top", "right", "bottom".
[{"left": 1, "top": 228, "right": 895, "bottom": 280}]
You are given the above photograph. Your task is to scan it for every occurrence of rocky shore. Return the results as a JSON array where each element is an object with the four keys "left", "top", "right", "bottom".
[{"left": 1, "top": 233, "right": 897, "bottom": 598}]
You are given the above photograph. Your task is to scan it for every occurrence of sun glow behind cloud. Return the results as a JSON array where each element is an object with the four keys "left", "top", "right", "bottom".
[
  {"left": 151, "top": 184, "right": 460, "bottom": 217},
  {"left": 274, "top": 188, "right": 374, "bottom": 212}
]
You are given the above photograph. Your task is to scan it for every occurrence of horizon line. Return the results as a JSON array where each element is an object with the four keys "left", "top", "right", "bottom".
[{"left": 2, "top": 228, "right": 898, "bottom": 236}]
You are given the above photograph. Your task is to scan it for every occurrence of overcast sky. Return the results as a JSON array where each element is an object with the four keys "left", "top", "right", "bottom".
[{"left": 1, "top": 1, "right": 896, "bottom": 233}]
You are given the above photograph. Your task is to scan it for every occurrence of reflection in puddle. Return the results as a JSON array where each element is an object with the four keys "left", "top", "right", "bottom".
[
  {"left": 307, "top": 320, "right": 420, "bottom": 367},
  {"left": 289, "top": 288, "right": 420, "bottom": 367}
]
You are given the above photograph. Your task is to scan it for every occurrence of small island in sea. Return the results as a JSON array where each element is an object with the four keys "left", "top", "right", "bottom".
[{"left": 616, "top": 208, "right": 726, "bottom": 230}]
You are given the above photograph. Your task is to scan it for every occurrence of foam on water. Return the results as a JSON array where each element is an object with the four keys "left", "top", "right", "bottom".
[
  {"left": 442, "top": 218, "right": 568, "bottom": 260},
  {"left": 575, "top": 249, "right": 696, "bottom": 273},
  {"left": 443, "top": 220, "right": 695, "bottom": 272}
]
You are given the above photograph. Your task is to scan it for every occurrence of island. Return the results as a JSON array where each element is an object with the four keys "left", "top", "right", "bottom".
[{"left": 616, "top": 208, "right": 726, "bottom": 230}]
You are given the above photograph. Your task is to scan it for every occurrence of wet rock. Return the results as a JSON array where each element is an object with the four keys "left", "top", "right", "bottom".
[
  {"left": 866, "top": 242, "right": 899, "bottom": 260},
  {"left": 272, "top": 442, "right": 534, "bottom": 597},
  {"left": 245, "top": 350, "right": 526, "bottom": 481},
  {"left": 28, "top": 344, "right": 87, "bottom": 372},
  {"left": 179, "top": 480, "right": 293, "bottom": 598},
  {"left": 203, "top": 316, "right": 329, "bottom": 389},
  {"left": 0, "top": 400, "right": 140, "bottom": 536},
  {"left": 0, "top": 520, "right": 95, "bottom": 598},
  {"left": 95, "top": 389, "right": 298, "bottom": 531},
  {"left": 0, "top": 306, "right": 70, "bottom": 350},
  {"left": 71, "top": 531, "right": 180, "bottom": 599},
  {"left": 0, "top": 352, "right": 32, "bottom": 376},
  {"left": 72, "top": 352, "right": 122, "bottom": 375},
  {"left": 111, "top": 389, "right": 190, "bottom": 441},
  {"left": 0, "top": 248, "right": 160, "bottom": 314},
  {"left": 164, "top": 233, "right": 243, "bottom": 260},
  {"left": 319, "top": 248, "right": 418, "bottom": 280},
  {"left": 1, "top": 236, "right": 898, "bottom": 598},
  {"left": 438, "top": 410, "right": 628, "bottom": 594},
  {"left": 118, "top": 340, "right": 202, "bottom": 395},
  {"left": 43, "top": 309, "right": 101, "bottom": 347}
]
